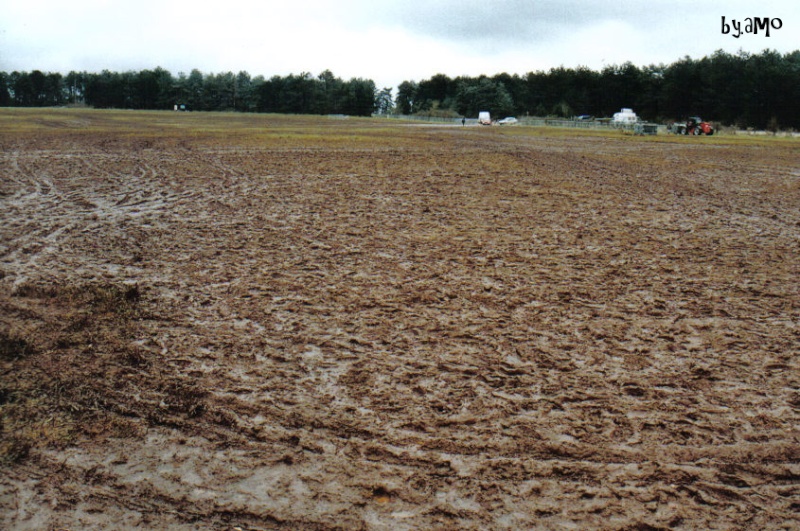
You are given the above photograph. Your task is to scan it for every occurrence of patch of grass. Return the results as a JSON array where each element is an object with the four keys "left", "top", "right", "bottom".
[
  {"left": 12, "top": 281, "right": 143, "bottom": 317},
  {"left": 0, "top": 281, "right": 180, "bottom": 463},
  {"left": 0, "top": 396, "right": 75, "bottom": 464},
  {"left": 0, "top": 331, "right": 35, "bottom": 361}
]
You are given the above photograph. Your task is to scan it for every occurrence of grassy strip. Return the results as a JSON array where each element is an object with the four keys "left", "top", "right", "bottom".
[{"left": 1, "top": 108, "right": 797, "bottom": 149}]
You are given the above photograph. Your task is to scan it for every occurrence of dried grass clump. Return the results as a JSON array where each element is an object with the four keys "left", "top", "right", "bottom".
[
  {"left": 0, "top": 281, "right": 207, "bottom": 463},
  {"left": 0, "top": 330, "right": 34, "bottom": 361}
]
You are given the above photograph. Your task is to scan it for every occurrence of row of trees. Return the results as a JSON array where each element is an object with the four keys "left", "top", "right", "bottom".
[
  {"left": 0, "top": 68, "right": 388, "bottom": 116},
  {"left": 398, "top": 49, "right": 800, "bottom": 129},
  {"left": 1, "top": 49, "right": 798, "bottom": 128},
  {"left": 257, "top": 71, "right": 388, "bottom": 116}
]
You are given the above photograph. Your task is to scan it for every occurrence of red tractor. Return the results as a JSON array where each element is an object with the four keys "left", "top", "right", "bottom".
[{"left": 684, "top": 116, "right": 714, "bottom": 136}]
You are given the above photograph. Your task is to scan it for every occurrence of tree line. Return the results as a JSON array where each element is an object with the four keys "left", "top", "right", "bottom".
[
  {"left": 0, "top": 49, "right": 798, "bottom": 128},
  {"left": 398, "top": 49, "right": 800, "bottom": 130},
  {"left": 0, "top": 68, "right": 387, "bottom": 117}
]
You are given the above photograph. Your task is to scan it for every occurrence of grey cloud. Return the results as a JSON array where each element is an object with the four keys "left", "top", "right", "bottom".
[{"left": 383, "top": 0, "right": 699, "bottom": 45}]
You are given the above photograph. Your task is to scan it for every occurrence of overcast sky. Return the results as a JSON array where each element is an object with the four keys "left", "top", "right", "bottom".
[{"left": 1, "top": 0, "right": 797, "bottom": 90}]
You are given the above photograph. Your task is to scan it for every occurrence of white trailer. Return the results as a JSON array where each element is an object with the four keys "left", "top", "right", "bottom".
[{"left": 612, "top": 108, "right": 638, "bottom": 124}]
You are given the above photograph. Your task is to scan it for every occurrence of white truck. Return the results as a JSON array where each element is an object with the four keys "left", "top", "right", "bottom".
[{"left": 478, "top": 111, "right": 492, "bottom": 125}]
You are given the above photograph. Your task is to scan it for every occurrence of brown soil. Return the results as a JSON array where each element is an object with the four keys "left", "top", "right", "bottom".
[{"left": 1, "top": 112, "right": 799, "bottom": 530}]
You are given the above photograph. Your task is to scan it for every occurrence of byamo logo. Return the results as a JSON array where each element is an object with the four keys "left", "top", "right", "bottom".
[{"left": 722, "top": 17, "right": 783, "bottom": 38}]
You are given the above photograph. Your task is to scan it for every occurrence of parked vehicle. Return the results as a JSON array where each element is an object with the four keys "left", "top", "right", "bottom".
[
  {"left": 670, "top": 117, "right": 714, "bottom": 135},
  {"left": 612, "top": 108, "right": 638, "bottom": 124},
  {"left": 498, "top": 117, "right": 518, "bottom": 125},
  {"left": 478, "top": 111, "right": 492, "bottom": 125},
  {"left": 669, "top": 122, "right": 686, "bottom": 134},
  {"left": 685, "top": 116, "right": 714, "bottom": 135}
]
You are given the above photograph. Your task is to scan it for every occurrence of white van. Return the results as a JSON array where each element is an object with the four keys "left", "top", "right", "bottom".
[{"left": 478, "top": 111, "right": 492, "bottom": 125}]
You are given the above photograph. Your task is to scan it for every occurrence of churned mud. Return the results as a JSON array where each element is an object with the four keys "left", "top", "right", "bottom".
[{"left": 1, "top": 110, "right": 799, "bottom": 530}]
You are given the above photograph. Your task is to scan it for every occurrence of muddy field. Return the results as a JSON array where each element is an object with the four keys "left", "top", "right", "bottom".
[{"left": 1, "top": 109, "right": 799, "bottom": 530}]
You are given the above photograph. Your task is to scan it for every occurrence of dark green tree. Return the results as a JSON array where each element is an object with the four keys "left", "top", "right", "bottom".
[
  {"left": 316, "top": 70, "right": 341, "bottom": 113},
  {"left": 375, "top": 87, "right": 394, "bottom": 115},
  {"left": 234, "top": 71, "right": 254, "bottom": 112},
  {"left": 395, "top": 80, "right": 418, "bottom": 114},
  {"left": 455, "top": 77, "right": 514, "bottom": 117},
  {"left": 134, "top": 69, "right": 162, "bottom": 109},
  {"left": 64, "top": 71, "right": 88, "bottom": 104},
  {"left": 343, "top": 78, "right": 376, "bottom": 116},
  {"left": 415, "top": 73, "right": 454, "bottom": 111},
  {"left": 185, "top": 69, "right": 205, "bottom": 110},
  {"left": 11, "top": 71, "right": 33, "bottom": 106},
  {"left": 0, "top": 72, "right": 10, "bottom": 106}
]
